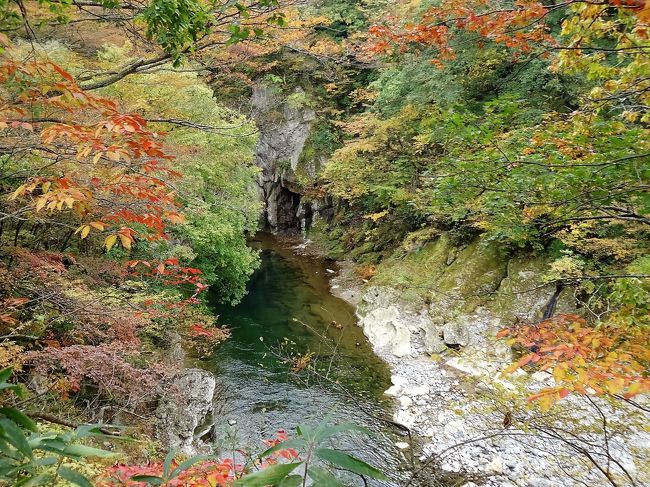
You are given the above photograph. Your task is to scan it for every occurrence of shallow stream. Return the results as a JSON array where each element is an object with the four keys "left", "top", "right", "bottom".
[{"left": 209, "top": 233, "right": 409, "bottom": 484}]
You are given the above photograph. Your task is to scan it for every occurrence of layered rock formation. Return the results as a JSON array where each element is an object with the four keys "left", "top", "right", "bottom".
[{"left": 155, "top": 368, "right": 216, "bottom": 455}]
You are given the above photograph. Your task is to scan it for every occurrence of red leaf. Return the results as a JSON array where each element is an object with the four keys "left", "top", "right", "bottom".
[{"left": 50, "top": 63, "right": 75, "bottom": 82}]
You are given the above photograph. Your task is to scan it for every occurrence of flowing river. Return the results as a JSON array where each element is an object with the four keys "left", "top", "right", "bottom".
[{"left": 208, "top": 233, "right": 409, "bottom": 485}]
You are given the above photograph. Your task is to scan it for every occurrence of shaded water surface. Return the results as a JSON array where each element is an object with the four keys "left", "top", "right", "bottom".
[{"left": 209, "top": 233, "right": 407, "bottom": 484}]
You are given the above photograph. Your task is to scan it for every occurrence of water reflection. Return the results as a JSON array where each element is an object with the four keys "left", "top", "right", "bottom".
[{"left": 209, "top": 234, "right": 408, "bottom": 485}]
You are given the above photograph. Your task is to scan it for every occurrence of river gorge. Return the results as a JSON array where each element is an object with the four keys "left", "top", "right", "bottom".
[{"left": 208, "top": 233, "right": 409, "bottom": 485}]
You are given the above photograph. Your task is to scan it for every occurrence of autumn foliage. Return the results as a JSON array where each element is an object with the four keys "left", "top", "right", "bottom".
[
  {"left": 2, "top": 58, "right": 184, "bottom": 251},
  {"left": 498, "top": 314, "right": 650, "bottom": 411},
  {"left": 98, "top": 430, "right": 299, "bottom": 486},
  {"left": 0, "top": 48, "right": 216, "bottom": 409},
  {"left": 368, "top": 0, "right": 649, "bottom": 63},
  {"left": 99, "top": 458, "right": 240, "bottom": 487}
]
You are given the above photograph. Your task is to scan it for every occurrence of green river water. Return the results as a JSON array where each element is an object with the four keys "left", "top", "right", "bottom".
[{"left": 209, "top": 233, "right": 409, "bottom": 485}]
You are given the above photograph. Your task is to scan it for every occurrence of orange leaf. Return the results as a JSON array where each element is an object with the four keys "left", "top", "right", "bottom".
[
  {"left": 496, "top": 328, "right": 510, "bottom": 338},
  {"left": 51, "top": 63, "right": 74, "bottom": 82}
]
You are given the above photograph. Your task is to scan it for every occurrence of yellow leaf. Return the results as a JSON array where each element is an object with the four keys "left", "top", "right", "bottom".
[
  {"left": 577, "top": 368, "right": 587, "bottom": 383},
  {"left": 625, "top": 382, "right": 642, "bottom": 398},
  {"left": 363, "top": 210, "right": 389, "bottom": 222},
  {"left": 606, "top": 378, "right": 625, "bottom": 395},
  {"left": 80, "top": 226, "right": 91, "bottom": 239},
  {"left": 35, "top": 197, "right": 47, "bottom": 212},
  {"left": 89, "top": 221, "right": 105, "bottom": 231},
  {"left": 552, "top": 365, "right": 566, "bottom": 383},
  {"left": 105, "top": 235, "right": 117, "bottom": 251},
  {"left": 167, "top": 213, "right": 185, "bottom": 224},
  {"left": 41, "top": 181, "right": 51, "bottom": 193},
  {"left": 502, "top": 362, "right": 520, "bottom": 375},
  {"left": 119, "top": 234, "right": 132, "bottom": 249},
  {"left": 538, "top": 394, "right": 556, "bottom": 413},
  {"left": 10, "top": 185, "right": 26, "bottom": 200},
  {"left": 92, "top": 152, "right": 103, "bottom": 164}
]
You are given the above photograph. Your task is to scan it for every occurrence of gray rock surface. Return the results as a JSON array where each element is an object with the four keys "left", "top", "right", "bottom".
[
  {"left": 330, "top": 235, "right": 649, "bottom": 487},
  {"left": 442, "top": 321, "right": 470, "bottom": 346},
  {"left": 423, "top": 328, "right": 447, "bottom": 355},
  {"left": 252, "top": 83, "right": 320, "bottom": 232},
  {"left": 155, "top": 368, "right": 216, "bottom": 455}
]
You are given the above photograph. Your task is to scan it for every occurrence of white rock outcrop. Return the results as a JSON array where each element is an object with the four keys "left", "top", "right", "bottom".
[
  {"left": 339, "top": 247, "right": 649, "bottom": 487},
  {"left": 155, "top": 368, "right": 216, "bottom": 455}
]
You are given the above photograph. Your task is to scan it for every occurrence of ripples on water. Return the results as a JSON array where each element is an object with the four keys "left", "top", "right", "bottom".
[{"left": 208, "top": 234, "right": 410, "bottom": 485}]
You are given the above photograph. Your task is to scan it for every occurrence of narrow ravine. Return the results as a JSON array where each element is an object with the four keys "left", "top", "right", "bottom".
[{"left": 208, "top": 233, "right": 409, "bottom": 484}]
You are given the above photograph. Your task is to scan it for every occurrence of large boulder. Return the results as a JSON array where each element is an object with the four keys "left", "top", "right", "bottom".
[
  {"left": 428, "top": 239, "right": 508, "bottom": 320},
  {"left": 155, "top": 368, "right": 216, "bottom": 455},
  {"left": 360, "top": 305, "right": 412, "bottom": 357},
  {"left": 423, "top": 328, "right": 447, "bottom": 355},
  {"left": 442, "top": 321, "right": 470, "bottom": 347}
]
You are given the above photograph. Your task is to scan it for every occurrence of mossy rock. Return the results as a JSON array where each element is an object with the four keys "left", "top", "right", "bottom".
[
  {"left": 429, "top": 239, "right": 509, "bottom": 315},
  {"left": 489, "top": 255, "right": 578, "bottom": 324},
  {"left": 307, "top": 222, "right": 347, "bottom": 259},
  {"left": 372, "top": 234, "right": 455, "bottom": 298},
  {"left": 350, "top": 241, "right": 380, "bottom": 262},
  {"left": 489, "top": 255, "right": 554, "bottom": 323}
]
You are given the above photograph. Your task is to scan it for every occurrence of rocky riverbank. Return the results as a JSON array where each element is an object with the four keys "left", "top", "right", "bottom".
[{"left": 325, "top": 236, "right": 650, "bottom": 487}]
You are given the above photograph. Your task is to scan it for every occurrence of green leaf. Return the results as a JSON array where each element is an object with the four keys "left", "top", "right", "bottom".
[
  {"left": 307, "top": 467, "right": 346, "bottom": 487},
  {"left": 314, "top": 449, "right": 386, "bottom": 480},
  {"left": 130, "top": 475, "right": 165, "bottom": 485},
  {"left": 0, "top": 418, "right": 32, "bottom": 458},
  {"left": 169, "top": 454, "right": 214, "bottom": 480},
  {"left": 0, "top": 367, "right": 12, "bottom": 384},
  {"left": 16, "top": 472, "right": 54, "bottom": 486},
  {"left": 234, "top": 462, "right": 302, "bottom": 487},
  {"left": 295, "top": 424, "right": 315, "bottom": 441},
  {"left": 277, "top": 474, "right": 303, "bottom": 487},
  {"left": 0, "top": 436, "right": 21, "bottom": 459},
  {"left": 0, "top": 459, "right": 33, "bottom": 479},
  {"left": 33, "top": 456, "right": 58, "bottom": 467},
  {"left": 0, "top": 408, "right": 37, "bottom": 432},
  {"left": 74, "top": 424, "right": 131, "bottom": 442},
  {"left": 58, "top": 466, "right": 93, "bottom": 487},
  {"left": 0, "top": 383, "right": 21, "bottom": 393},
  {"left": 162, "top": 449, "right": 175, "bottom": 478},
  {"left": 74, "top": 424, "right": 110, "bottom": 439},
  {"left": 61, "top": 443, "right": 116, "bottom": 459},
  {"left": 30, "top": 437, "right": 66, "bottom": 453}
]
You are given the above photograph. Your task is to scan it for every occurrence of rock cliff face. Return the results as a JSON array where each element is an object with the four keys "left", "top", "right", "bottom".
[
  {"left": 155, "top": 368, "right": 216, "bottom": 455},
  {"left": 252, "top": 82, "right": 332, "bottom": 232},
  {"left": 334, "top": 234, "right": 649, "bottom": 487},
  {"left": 356, "top": 235, "right": 577, "bottom": 359}
]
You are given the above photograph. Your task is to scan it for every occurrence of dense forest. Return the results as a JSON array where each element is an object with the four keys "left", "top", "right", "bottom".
[{"left": 0, "top": 1, "right": 648, "bottom": 486}]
